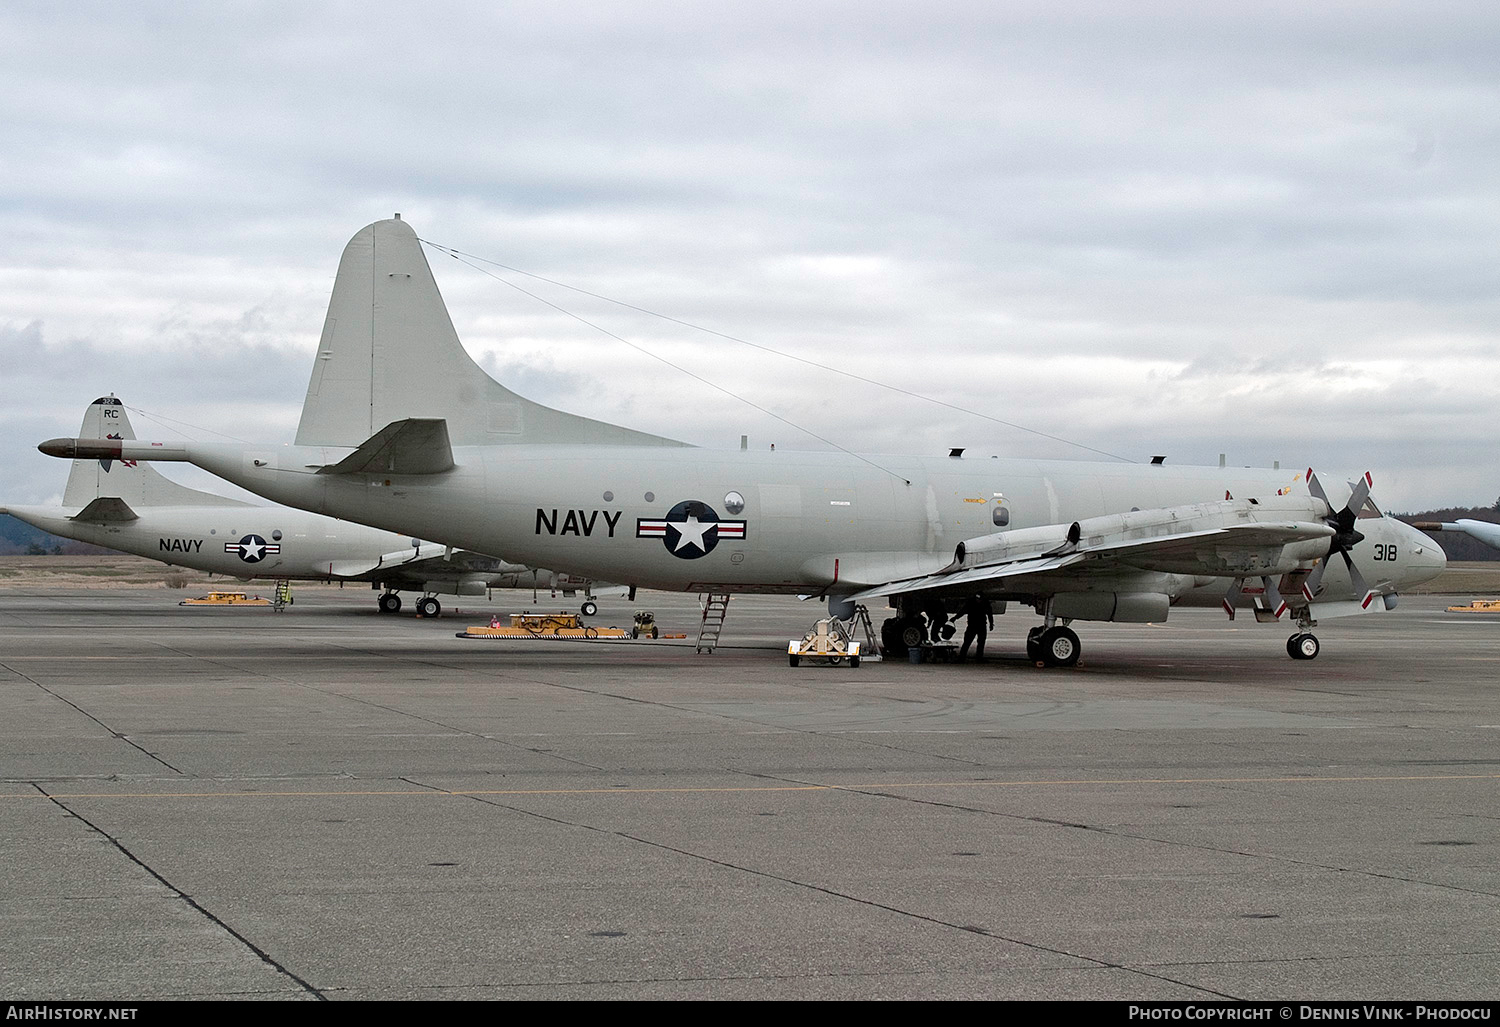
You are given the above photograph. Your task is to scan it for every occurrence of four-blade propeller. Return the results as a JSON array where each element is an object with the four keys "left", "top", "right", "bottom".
[{"left": 1302, "top": 468, "right": 1373, "bottom": 602}]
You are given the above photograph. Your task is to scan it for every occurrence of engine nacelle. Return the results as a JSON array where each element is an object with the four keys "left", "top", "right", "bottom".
[
  {"left": 951, "top": 495, "right": 1335, "bottom": 577},
  {"left": 1050, "top": 591, "right": 1171, "bottom": 623}
]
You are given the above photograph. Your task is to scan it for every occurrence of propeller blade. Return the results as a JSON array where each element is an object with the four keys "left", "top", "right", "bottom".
[
  {"left": 1340, "top": 548, "right": 1370, "bottom": 598},
  {"left": 1303, "top": 558, "right": 1327, "bottom": 599},
  {"left": 1222, "top": 578, "right": 1244, "bottom": 620},
  {"left": 1260, "top": 575, "right": 1287, "bottom": 619},
  {"left": 1345, "top": 471, "right": 1372, "bottom": 519},
  {"left": 1307, "top": 468, "right": 1330, "bottom": 509}
]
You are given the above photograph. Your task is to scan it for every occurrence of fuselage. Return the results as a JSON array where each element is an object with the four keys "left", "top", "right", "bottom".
[
  {"left": 159, "top": 442, "right": 1444, "bottom": 600},
  {"left": 2, "top": 502, "right": 561, "bottom": 591}
]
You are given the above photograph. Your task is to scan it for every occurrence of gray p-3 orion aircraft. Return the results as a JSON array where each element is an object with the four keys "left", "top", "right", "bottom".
[
  {"left": 14, "top": 395, "right": 604, "bottom": 617},
  {"left": 41, "top": 218, "right": 1446, "bottom": 662}
]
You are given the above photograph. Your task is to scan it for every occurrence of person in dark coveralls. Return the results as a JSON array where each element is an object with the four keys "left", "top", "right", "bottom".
[
  {"left": 959, "top": 594, "right": 993, "bottom": 662},
  {"left": 923, "top": 596, "right": 948, "bottom": 644}
]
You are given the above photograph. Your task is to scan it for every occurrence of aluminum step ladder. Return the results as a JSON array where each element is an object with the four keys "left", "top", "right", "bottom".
[
  {"left": 851, "top": 604, "right": 883, "bottom": 660},
  {"left": 697, "top": 593, "right": 731, "bottom": 653}
]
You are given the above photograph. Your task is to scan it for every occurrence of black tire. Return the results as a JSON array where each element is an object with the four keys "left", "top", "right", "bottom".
[
  {"left": 631, "top": 627, "right": 639, "bottom": 639},
  {"left": 1288, "top": 633, "right": 1320, "bottom": 660},
  {"left": 901, "top": 620, "right": 925, "bottom": 649},
  {"left": 581, "top": 600, "right": 598, "bottom": 617},
  {"left": 849, "top": 656, "right": 860, "bottom": 668},
  {"left": 1040, "top": 626, "right": 1081, "bottom": 667},
  {"left": 650, "top": 626, "right": 659, "bottom": 639},
  {"left": 829, "top": 655, "right": 843, "bottom": 666},
  {"left": 789, "top": 655, "right": 800, "bottom": 667},
  {"left": 1026, "top": 626, "right": 1044, "bottom": 663},
  {"left": 378, "top": 593, "right": 402, "bottom": 614},
  {"left": 881, "top": 618, "right": 906, "bottom": 658},
  {"left": 417, "top": 597, "right": 441, "bottom": 618}
]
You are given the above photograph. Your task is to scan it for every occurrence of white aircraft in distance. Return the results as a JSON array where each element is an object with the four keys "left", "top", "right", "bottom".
[
  {"left": 13, "top": 395, "right": 606, "bottom": 617},
  {"left": 1412, "top": 519, "right": 1500, "bottom": 551},
  {"left": 40, "top": 217, "right": 1446, "bottom": 663}
]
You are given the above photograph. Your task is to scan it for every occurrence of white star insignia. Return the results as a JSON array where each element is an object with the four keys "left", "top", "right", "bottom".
[{"left": 670, "top": 515, "right": 714, "bottom": 553}]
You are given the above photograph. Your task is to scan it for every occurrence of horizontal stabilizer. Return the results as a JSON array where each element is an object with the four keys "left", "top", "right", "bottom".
[
  {"left": 326, "top": 542, "right": 453, "bottom": 578},
  {"left": 317, "top": 419, "right": 455, "bottom": 476},
  {"left": 69, "top": 497, "right": 139, "bottom": 523}
]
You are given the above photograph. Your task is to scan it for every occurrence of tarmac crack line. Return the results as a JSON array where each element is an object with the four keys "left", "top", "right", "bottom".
[
  {"left": 488, "top": 676, "right": 1000, "bottom": 770},
  {"left": 293, "top": 685, "right": 610, "bottom": 771},
  {"left": 411, "top": 779, "right": 1243, "bottom": 1001},
  {"left": 0, "top": 661, "right": 185, "bottom": 775},
  {"left": 145, "top": 643, "right": 610, "bottom": 772},
  {"left": 32, "top": 783, "right": 326, "bottom": 1001},
  {"left": 170, "top": 641, "right": 984, "bottom": 773},
  {"left": 347, "top": 962, "right": 1127, "bottom": 993},
  {"left": 814, "top": 781, "right": 1500, "bottom": 902},
  {"left": 1139, "top": 946, "right": 1500, "bottom": 970}
]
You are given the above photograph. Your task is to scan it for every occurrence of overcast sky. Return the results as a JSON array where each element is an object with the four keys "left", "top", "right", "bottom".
[{"left": 3, "top": 1, "right": 1497, "bottom": 512}]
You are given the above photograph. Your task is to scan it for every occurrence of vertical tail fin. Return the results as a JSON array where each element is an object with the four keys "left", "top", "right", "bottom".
[
  {"left": 61, "top": 396, "right": 246, "bottom": 509},
  {"left": 294, "top": 217, "right": 688, "bottom": 449}
]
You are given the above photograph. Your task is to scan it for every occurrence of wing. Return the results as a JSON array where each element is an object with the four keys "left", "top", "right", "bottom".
[
  {"left": 849, "top": 497, "right": 1336, "bottom": 605},
  {"left": 325, "top": 543, "right": 529, "bottom": 579}
]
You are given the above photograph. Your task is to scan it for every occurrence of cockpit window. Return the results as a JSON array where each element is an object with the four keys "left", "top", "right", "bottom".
[{"left": 1357, "top": 497, "right": 1383, "bottom": 519}]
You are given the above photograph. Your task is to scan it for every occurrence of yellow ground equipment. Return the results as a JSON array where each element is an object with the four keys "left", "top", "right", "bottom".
[
  {"left": 789, "top": 618, "right": 862, "bottom": 668},
  {"left": 631, "top": 611, "right": 659, "bottom": 639},
  {"left": 179, "top": 591, "right": 273, "bottom": 607},
  {"left": 457, "top": 611, "right": 631, "bottom": 639},
  {"left": 1446, "top": 599, "right": 1500, "bottom": 613}
]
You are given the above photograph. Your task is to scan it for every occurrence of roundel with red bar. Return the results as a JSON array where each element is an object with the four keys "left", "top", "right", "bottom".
[{"left": 635, "top": 500, "right": 746, "bottom": 560}]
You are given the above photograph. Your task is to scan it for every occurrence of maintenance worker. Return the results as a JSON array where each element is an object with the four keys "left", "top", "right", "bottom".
[
  {"left": 959, "top": 594, "right": 993, "bottom": 662},
  {"left": 923, "top": 597, "right": 948, "bottom": 644}
]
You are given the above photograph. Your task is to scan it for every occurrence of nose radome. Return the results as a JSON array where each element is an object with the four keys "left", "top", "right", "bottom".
[{"left": 1400, "top": 522, "right": 1447, "bottom": 586}]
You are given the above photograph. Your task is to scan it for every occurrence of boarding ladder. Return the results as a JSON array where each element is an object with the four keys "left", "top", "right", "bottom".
[
  {"left": 272, "top": 579, "right": 292, "bottom": 612},
  {"left": 851, "top": 604, "right": 882, "bottom": 660},
  {"left": 697, "top": 594, "right": 732, "bottom": 653}
]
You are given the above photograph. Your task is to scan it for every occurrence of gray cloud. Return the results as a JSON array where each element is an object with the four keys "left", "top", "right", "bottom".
[{"left": 2, "top": 1, "right": 1498, "bottom": 511}]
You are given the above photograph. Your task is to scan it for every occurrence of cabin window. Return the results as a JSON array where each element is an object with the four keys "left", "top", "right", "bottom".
[
  {"left": 724, "top": 491, "right": 745, "bottom": 515},
  {"left": 992, "top": 505, "right": 1010, "bottom": 527}
]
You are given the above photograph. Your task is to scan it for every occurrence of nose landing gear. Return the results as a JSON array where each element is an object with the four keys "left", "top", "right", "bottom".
[{"left": 1287, "top": 632, "right": 1320, "bottom": 660}]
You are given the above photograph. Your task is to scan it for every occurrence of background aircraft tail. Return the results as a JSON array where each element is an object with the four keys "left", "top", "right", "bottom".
[
  {"left": 294, "top": 217, "right": 689, "bottom": 450},
  {"left": 62, "top": 396, "right": 248, "bottom": 510}
]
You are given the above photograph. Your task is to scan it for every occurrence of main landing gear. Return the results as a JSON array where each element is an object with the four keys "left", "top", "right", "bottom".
[
  {"left": 376, "top": 591, "right": 442, "bottom": 617},
  {"left": 1027, "top": 625, "right": 1081, "bottom": 667}
]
